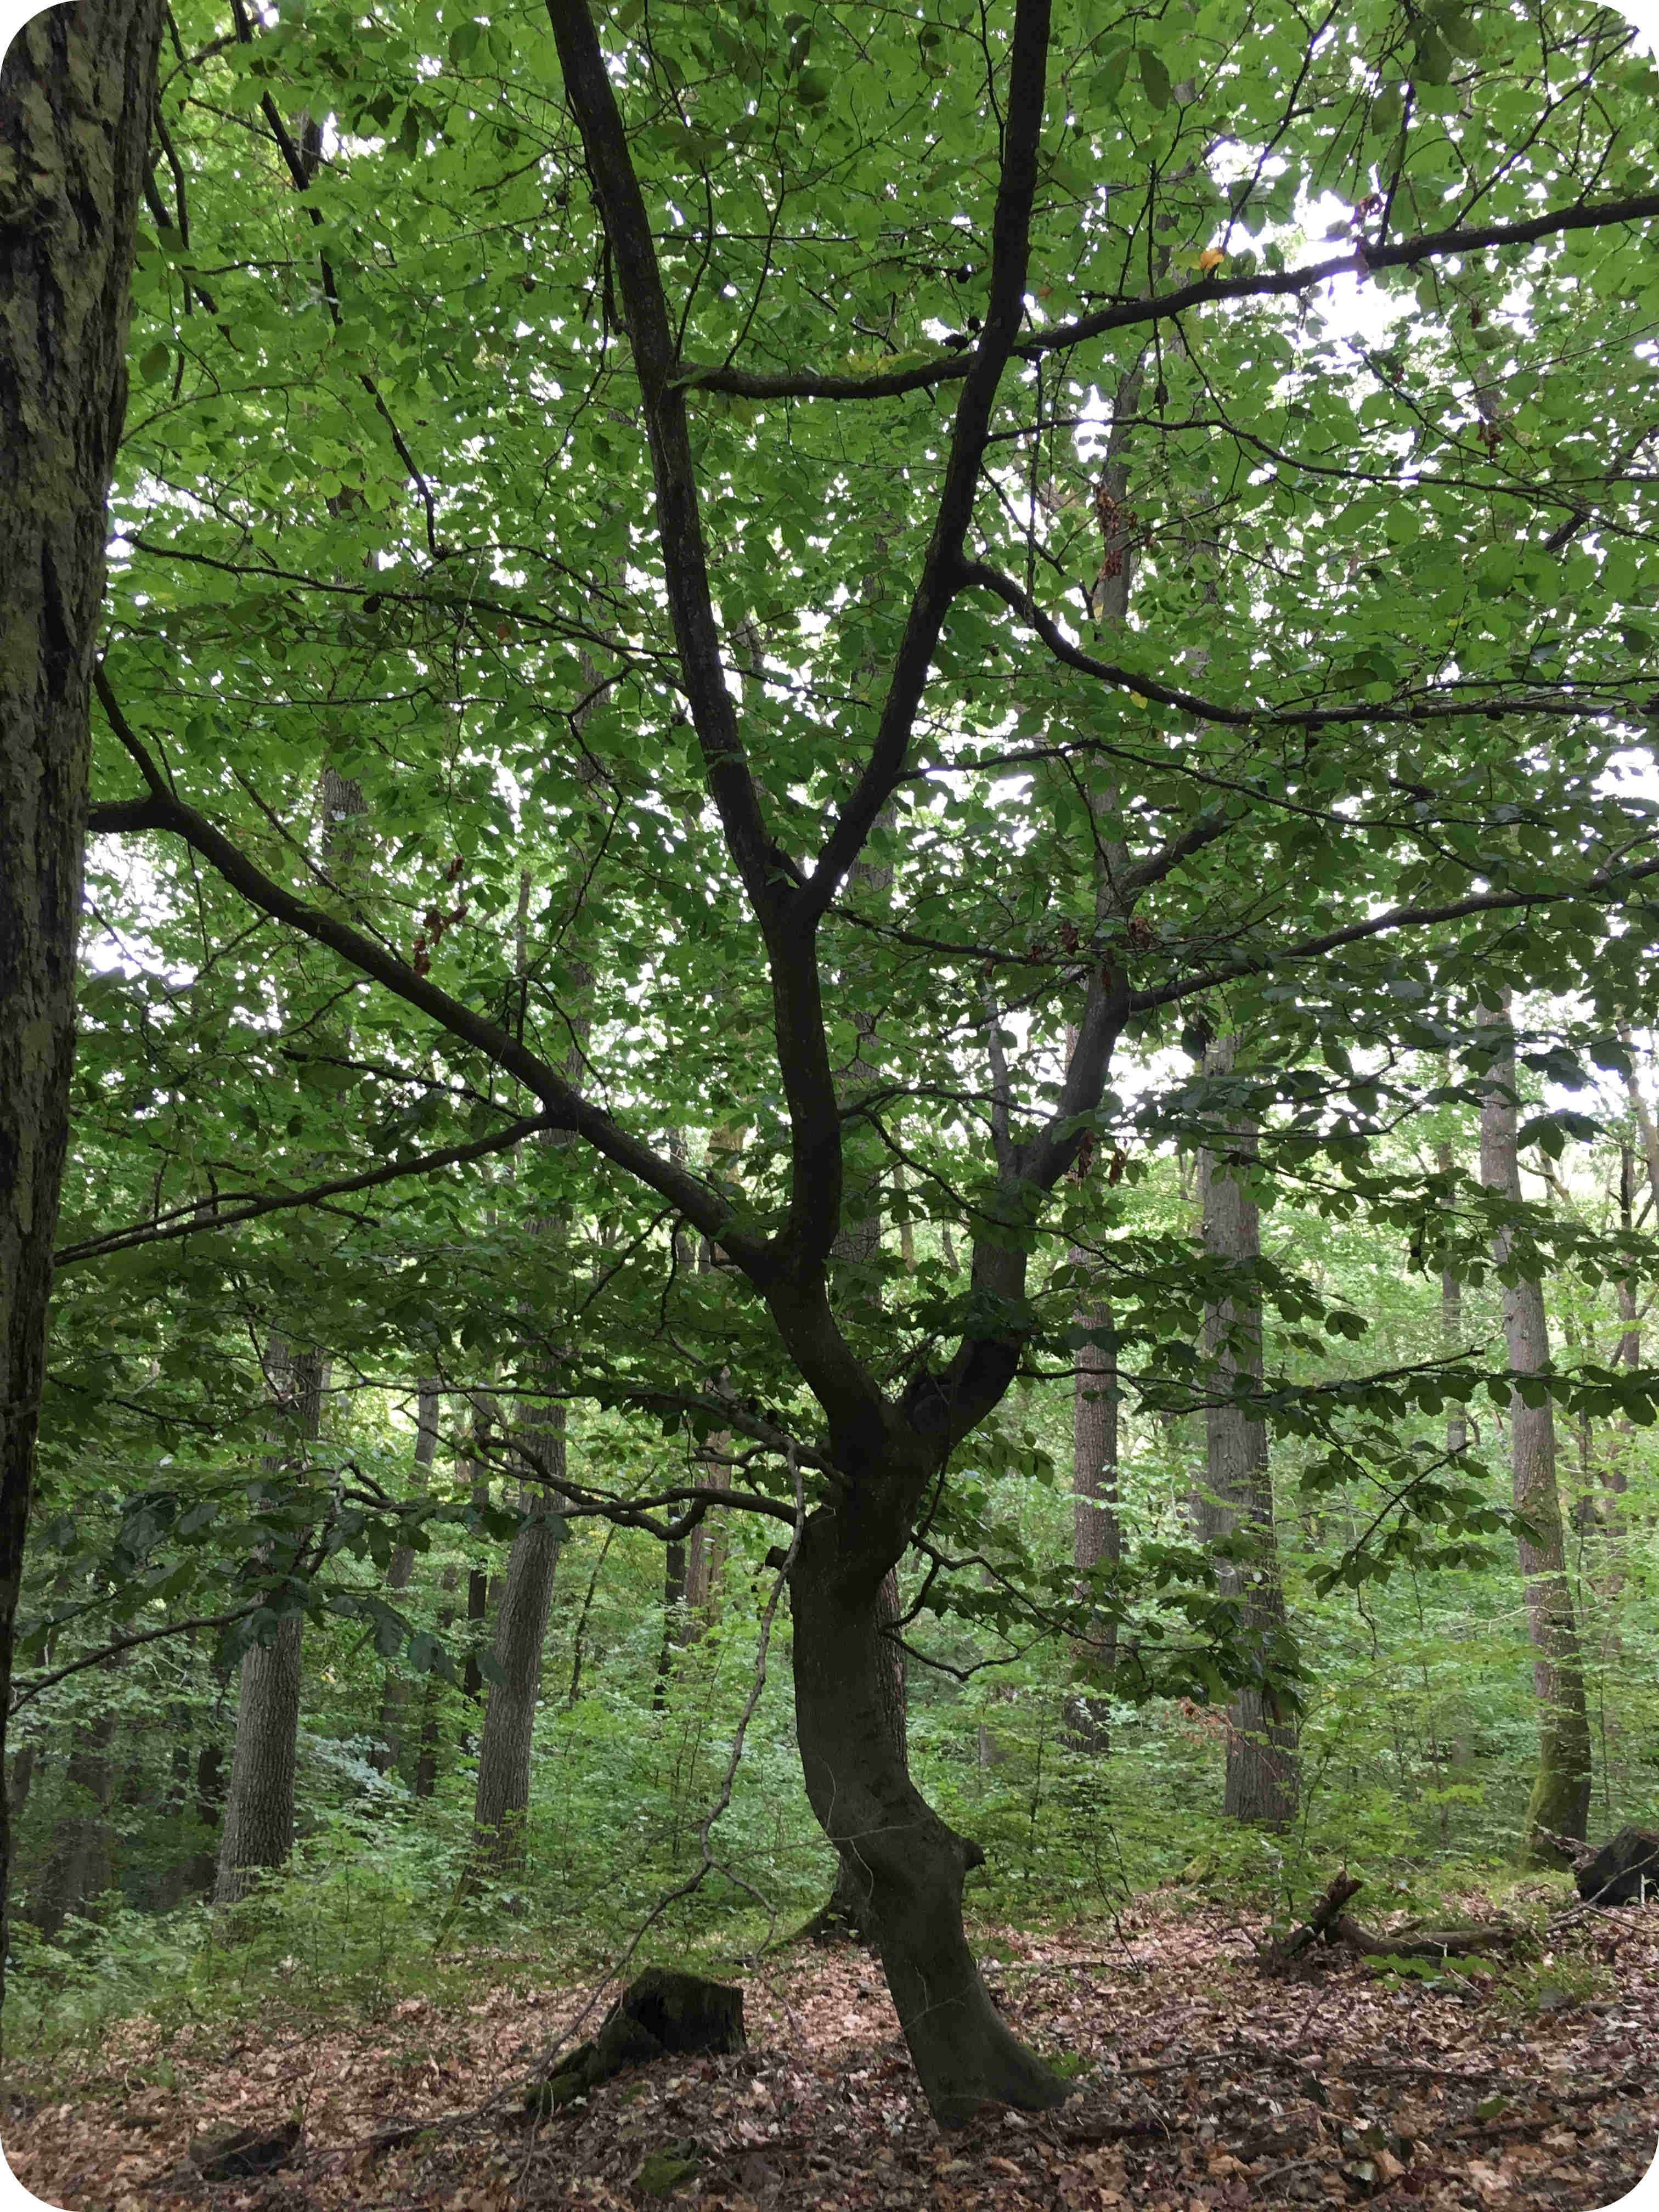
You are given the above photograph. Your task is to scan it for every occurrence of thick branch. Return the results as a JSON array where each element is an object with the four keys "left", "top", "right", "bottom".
[{"left": 803, "top": 0, "right": 1053, "bottom": 924}]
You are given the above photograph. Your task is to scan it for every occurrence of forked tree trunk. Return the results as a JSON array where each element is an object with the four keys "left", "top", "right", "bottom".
[
  {"left": 214, "top": 1345, "right": 326, "bottom": 1903},
  {"left": 0, "top": 0, "right": 167, "bottom": 2010},
  {"left": 1197, "top": 1039, "right": 1299, "bottom": 1829},
  {"left": 1477, "top": 996, "right": 1592, "bottom": 1864},
  {"left": 375, "top": 1382, "right": 439, "bottom": 1775},
  {"left": 790, "top": 1505, "right": 1066, "bottom": 2126}
]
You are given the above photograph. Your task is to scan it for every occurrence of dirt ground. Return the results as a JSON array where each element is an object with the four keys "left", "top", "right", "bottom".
[{"left": 5, "top": 1893, "right": 1656, "bottom": 2211}]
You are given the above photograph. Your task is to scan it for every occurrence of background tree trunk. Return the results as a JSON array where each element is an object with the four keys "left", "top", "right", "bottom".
[
  {"left": 1477, "top": 996, "right": 1592, "bottom": 1865},
  {"left": 1437, "top": 1138, "right": 1470, "bottom": 1455},
  {"left": 1197, "top": 1037, "right": 1299, "bottom": 1829},
  {"left": 375, "top": 1381, "right": 439, "bottom": 1775},
  {"left": 414, "top": 1564, "right": 459, "bottom": 1801},
  {"left": 1066, "top": 1284, "right": 1119, "bottom": 1749},
  {"left": 0, "top": 0, "right": 167, "bottom": 2008},
  {"left": 213, "top": 1344, "right": 326, "bottom": 1904},
  {"left": 469, "top": 1479, "right": 562, "bottom": 1876},
  {"left": 30, "top": 1707, "right": 116, "bottom": 1939}
]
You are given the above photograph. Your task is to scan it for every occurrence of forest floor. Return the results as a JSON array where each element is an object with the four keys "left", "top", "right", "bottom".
[{"left": 5, "top": 1887, "right": 1657, "bottom": 2212}]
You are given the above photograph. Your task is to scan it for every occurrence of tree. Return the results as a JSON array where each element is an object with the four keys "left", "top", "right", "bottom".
[
  {"left": 0, "top": 0, "right": 167, "bottom": 2006},
  {"left": 1476, "top": 995, "right": 1593, "bottom": 1864},
  {"left": 70, "top": 0, "right": 1659, "bottom": 2123},
  {"left": 214, "top": 1342, "right": 326, "bottom": 1903},
  {"left": 1195, "top": 1036, "right": 1299, "bottom": 1829}
]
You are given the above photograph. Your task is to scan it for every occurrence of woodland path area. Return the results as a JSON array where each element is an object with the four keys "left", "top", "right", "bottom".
[{"left": 6, "top": 1899, "right": 1656, "bottom": 2212}]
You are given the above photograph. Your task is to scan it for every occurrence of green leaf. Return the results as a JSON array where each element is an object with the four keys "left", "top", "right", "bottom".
[{"left": 1139, "top": 47, "right": 1172, "bottom": 109}]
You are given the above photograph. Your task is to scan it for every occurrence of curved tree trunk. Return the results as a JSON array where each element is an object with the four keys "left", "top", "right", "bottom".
[
  {"left": 791, "top": 1508, "right": 1065, "bottom": 2127},
  {"left": 214, "top": 1344, "right": 326, "bottom": 1904},
  {"left": 1477, "top": 996, "right": 1592, "bottom": 1865},
  {"left": 0, "top": 0, "right": 167, "bottom": 2011},
  {"left": 1197, "top": 1038, "right": 1299, "bottom": 1829}
]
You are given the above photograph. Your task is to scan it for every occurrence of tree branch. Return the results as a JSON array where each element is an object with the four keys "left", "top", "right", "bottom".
[
  {"left": 54, "top": 1114, "right": 553, "bottom": 1268},
  {"left": 675, "top": 193, "right": 1659, "bottom": 403},
  {"left": 89, "top": 665, "right": 771, "bottom": 1277}
]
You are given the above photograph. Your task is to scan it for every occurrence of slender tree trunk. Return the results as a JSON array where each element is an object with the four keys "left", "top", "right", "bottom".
[
  {"left": 470, "top": 1471, "right": 562, "bottom": 1875},
  {"left": 1197, "top": 1039, "right": 1299, "bottom": 1829},
  {"left": 1066, "top": 1283, "right": 1119, "bottom": 1749},
  {"left": 214, "top": 1344, "right": 326, "bottom": 1903},
  {"left": 31, "top": 1709, "right": 116, "bottom": 1939},
  {"left": 0, "top": 0, "right": 166, "bottom": 2012},
  {"left": 1437, "top": 1139, "right": 1469, "bottom": 1455},
  {"left": 8, "top": 1741, "right": 37, "bottom": 1831},
  {"left": 1477, "top": 997, "right": 1592, "bottom": 1864},
  {"left": 414, "top": 1564, "right": 459, "bottom": 1800},
  {"left": 375, "top": 1382, "right": 439, "bottom": 1774}
]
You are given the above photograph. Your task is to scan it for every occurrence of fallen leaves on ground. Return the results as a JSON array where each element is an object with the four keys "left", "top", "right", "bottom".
[{"left": 5, "top": 1892, "right": 1656, "bottom": 2211}]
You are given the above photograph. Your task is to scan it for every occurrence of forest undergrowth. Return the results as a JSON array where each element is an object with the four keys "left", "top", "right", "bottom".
[{"left": 5, "top": 1882, "right": 1656, "bottom": 2212}]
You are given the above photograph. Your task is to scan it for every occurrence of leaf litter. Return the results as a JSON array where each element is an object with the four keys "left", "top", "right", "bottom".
[{"left": 5, "top": 1892, "right": 1656, "bottom": 2212}]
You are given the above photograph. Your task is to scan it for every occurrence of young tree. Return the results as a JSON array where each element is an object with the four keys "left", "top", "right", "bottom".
[
  {"left": 0, "top": 0, "right": 167, "bottom": 2000},
  {"left": 75, "top": 0, "right": 1659, "bottom": 2122}
]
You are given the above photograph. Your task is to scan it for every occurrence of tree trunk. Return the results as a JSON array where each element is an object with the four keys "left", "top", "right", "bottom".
[
  {"left": 1477, "top": 996, "right": 1592, "bottom": 1865},
  {"left": 653, "top": 1536, "right": 687, "bottom": 1707},
  {"left": 375, "top": 1381, "right": 439, "bottom": 1775},
  {"left": 0, "top": 0, "right": 166, "bottom": 2011},
  {"left": 1066, "top": 1283, "right": 1119, "bottom": 1748},
  {"left": 1437, "top": 1139, "right": 1469, "bottom": 1455},
  {"left": 470, "top": 1476, "right": 562, "bottom": 1875},
  {"left": 790, "top": 1510, "right": 1065, "bottom": 2127},
  {"left": 414, "top": 1565, "right": 458, "bottom": 1800},
  {"left": 816, "top": 1566, "right": 908, "bottom": 1937},
  {"left": 1197, "top": 1039, "right": 1299, "bottom": 1829},
  {"left": 31, "top": 1709, "right": 116, "bottom": 1939},
  {"left": 214, "top": 1344, "right": 326, "bottom": 1904}
]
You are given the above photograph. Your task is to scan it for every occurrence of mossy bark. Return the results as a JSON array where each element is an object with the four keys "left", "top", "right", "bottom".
[{"left": 0, "top": 0, "right": 167, "bottom": 2008}]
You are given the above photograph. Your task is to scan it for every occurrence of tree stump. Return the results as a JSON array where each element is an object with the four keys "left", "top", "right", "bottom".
[
  {"left": 1575, "top": 1826, "right": 1659, "bottom": 1907},
  {"left": 527, "top": 1968, "right": 746, "bottom": 2114}
]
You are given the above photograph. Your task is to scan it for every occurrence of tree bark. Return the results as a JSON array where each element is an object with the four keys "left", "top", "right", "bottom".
[
  {"left": 30, "top": 1708, "right": 116, "bottom": 1940},
  {"left": 790, "top": 1504, "right": 1065, "bottom": 2126},
  {"left": 1066, "top": 1285, "right": 1119, "bottom": 1748},
  {"left": 1197, "top": 1039, "right": 1299, "bottom": 1829},
  {"left": 814, "top": 1565, "right": 907, "bottom": 1937},
  {"left": 1437, "top": 1139, "right": 1469, "bottom": 1455},
  {"left": 1477, "top": 996, "right": 1592, "bottom": 1865},
  {"left": 213, "top": 1343, "right": 326, "bottom": 1903},
  {"left": 414, "top": 1564, "right": 459, "bottom": 1801},
  {"left": 375, "top": 1381, "right": 439, "bottom": 1775},
  {"left": 470, "top": 1471, "right": 562, "bottom": 1875},
  {"left": 0, "top": 0, "right": 166, "bottom": 2010}
]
